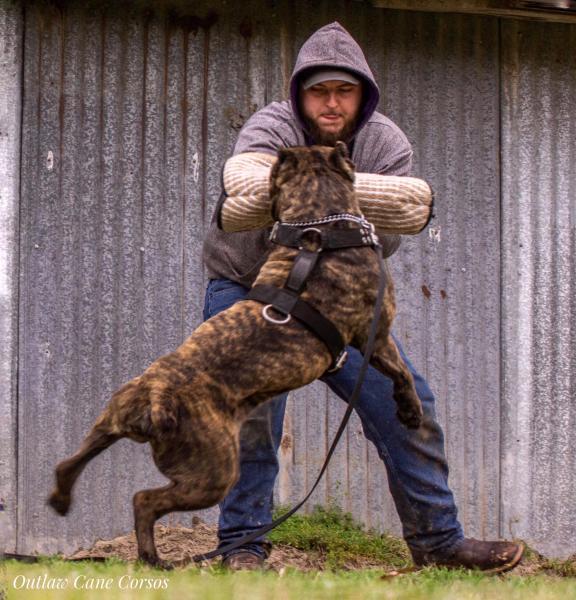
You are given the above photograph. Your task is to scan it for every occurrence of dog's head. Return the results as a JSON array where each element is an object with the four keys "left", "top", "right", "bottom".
[{"left": 269, "top": 142, "right": 359, "bottom": 223}]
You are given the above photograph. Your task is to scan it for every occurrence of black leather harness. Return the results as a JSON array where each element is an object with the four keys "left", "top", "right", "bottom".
[
  {"left": 246, "top": 213, "right": 381, "bottom": 372},
  {"left": 192, "top": 213, "right": 388, "bottom": 564},
  {"left": 10, "top": 219, "right": 389, "bottom": 568}
]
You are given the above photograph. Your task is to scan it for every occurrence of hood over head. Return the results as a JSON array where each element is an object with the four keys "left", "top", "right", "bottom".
[{"left": 290, "top": 22, "right": 380, "bottom": 142}]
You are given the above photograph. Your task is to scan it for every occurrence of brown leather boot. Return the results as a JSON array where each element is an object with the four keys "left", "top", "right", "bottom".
[
  {"left": 412, "top": 538, "right": 524, "bottom": 574},
  {"left": 221, "top": 551, "right": 266, "bottom": 571}
]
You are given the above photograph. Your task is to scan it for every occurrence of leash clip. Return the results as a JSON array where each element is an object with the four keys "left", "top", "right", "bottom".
[{"left": 327, "top": 349, "right": 348, "bottom": 372}]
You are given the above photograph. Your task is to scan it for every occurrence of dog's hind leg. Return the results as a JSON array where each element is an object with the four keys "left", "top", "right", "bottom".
[
  {"left": 363, "top": 333, "right": 423, "bottom": 429},
  {"left": 133, "top": 479, "right": 233, "bottom": 569},
  {"left": 48, "top": 413, "right": 121, "bottom": 516},
  {"left": 48, "top": 380, "right": 145, "bottom": 515}
]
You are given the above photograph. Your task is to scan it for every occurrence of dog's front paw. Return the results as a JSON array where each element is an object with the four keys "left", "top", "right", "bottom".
[
  {"left": 138, "top": 555, "right": 174, "bottom": 571},
  {"left": 47, "top": 490, "right": 71, "bottom": 515}
]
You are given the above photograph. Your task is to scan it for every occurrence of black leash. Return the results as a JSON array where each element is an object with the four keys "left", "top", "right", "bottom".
[
  {"left": 192, "top": 242, "right": 386, "bottom": 563},
  {"left": 8, "top": 220, "right": 386, "bottom": 567}
]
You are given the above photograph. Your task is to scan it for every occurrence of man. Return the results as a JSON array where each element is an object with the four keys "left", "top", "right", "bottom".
[{"left": 202, "top": 22, "right": 523, "bottom": 572}]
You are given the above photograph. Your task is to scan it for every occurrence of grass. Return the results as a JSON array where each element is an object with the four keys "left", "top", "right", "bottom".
[
  {"left": 4, "top": 560, "right": 576, "bottom": 600},
  {"left": 2, "top": 506, "right": 576, "bottom": 600},
  {"left": 268, "top": 504, "right": 411, "bottom": 569}
]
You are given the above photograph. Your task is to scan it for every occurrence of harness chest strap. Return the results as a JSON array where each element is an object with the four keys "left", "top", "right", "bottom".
[
  {"left": 192, "top": 240, "right": 388, "bottom": 564},
  {"left": 285, "top": 248, "right": 320, "bottom": 295},
  {"left": 246, "top": 217, "right": 380, "bottom": 372},
  {"left": 247, "top": 284, "right": 348, "bottom": 372}
]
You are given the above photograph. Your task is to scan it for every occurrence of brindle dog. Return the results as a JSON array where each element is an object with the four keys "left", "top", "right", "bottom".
[{"left": 48, "top": 142, "right": 423, "bottom": 568}]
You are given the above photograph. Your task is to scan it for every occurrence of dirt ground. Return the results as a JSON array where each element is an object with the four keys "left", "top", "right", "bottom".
[
  {"left": 67, "top": 519, "right": 403, "bottom": 572},
  {"left": 66, "top": 519, "right": 561, "bottom": 576}
]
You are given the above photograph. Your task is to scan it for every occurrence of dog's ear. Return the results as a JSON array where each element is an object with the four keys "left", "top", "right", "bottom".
[
  {"left": 276, "top": 148, "right": 299, "bottom": 173},
  {"left": 269, "top": 148, "right": 298, "bottom": 220},
  {"left": 269, "top": 149, "right": 284, "bottom": 187},
  {"left": 330, "top": 142, "right": 355, "bottom": 182},
  {"left": 334, "top": 141, "right": 349, "bottom": 158},
  {"left": 269, "top": 151, "right": 282, "bottom": 219}
]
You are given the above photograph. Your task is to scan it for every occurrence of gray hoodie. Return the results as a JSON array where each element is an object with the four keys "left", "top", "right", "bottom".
[{"left": 202, "top": 22, "right": 413, "bottom": 288}]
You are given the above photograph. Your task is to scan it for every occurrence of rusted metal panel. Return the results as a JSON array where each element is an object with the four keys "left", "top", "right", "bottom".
[
  {"left": 17, "top": 1, "right": 503, "bottom": 555},
  {"left": 500, "top": 18, "right": 576, "bottom": 558},
  {"left": 275, "top": 10, "right": 503, "bottom": 542},
  {"left": 14, "top": 0, "right": 575, "bottom": 560},
  {"left": 370, "top": 10, "right": 502, "bottom": 540},
  {"left": 373, "top": 0, "right": 576, "bottom": 23},
  {"left": 0, "top": 0, "right": 23, "bottom": 555},
  {"left": 17, "top": 2, "right": 207, "bottom": 554}
]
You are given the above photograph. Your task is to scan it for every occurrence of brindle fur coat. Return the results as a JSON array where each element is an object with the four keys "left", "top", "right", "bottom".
[{"left": 48, "top": 143, "right": 422, "bottom": 568}]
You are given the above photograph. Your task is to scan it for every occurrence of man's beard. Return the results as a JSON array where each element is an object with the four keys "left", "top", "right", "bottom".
[{"left": 303, "top": 114, "right": 358, "bottom": 146}]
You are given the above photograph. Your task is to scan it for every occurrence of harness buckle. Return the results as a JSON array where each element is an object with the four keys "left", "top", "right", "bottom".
[
  {"left": 297, "top": 227, "right": 323, "bottom": 252},
  {"left": 359, "top": 221, "right": 380, "bottom": 247},
  {"left": 327, "top": 350, "right": 348, "bottom": 372},
  {"left": 370, "top": 222, "right": 381, "bottom": 247},
  {"left": 269, "top": 221, "right": 280, "bottom": 242}
]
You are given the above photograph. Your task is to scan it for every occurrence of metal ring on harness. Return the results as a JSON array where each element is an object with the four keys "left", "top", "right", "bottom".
[
  {"left": 262, "top": 304, "right": 292, "bottom": 325},
  {"left": 297, "top": 227, "right": 323, "bottom": 252}
]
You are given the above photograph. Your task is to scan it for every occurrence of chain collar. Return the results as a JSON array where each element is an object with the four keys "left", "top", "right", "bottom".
[
  {"left": 278, "top": 213, "right": 370, "bottom": 228},
  {"left": 270, "top": 213, "right": 379, "bottom": 248}
]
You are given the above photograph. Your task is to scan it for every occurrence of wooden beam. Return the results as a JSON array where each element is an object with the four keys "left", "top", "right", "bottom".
[{"left": 372, "top": 1, "right": 576, "bottom": 24}]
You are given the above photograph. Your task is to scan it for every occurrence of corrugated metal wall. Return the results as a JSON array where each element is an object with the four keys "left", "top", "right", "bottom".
[
  {"left": 500, "top": 19, "right": 576, "bottom": 558},
  {"left": 0, "top": 0, "right": 22, "bottom": 554},
  {"left": 6, "top": 0, "right": 576, "bottom": 558},
  {"left": 276, "top": 10, "right": 502, "bottom": 542},
  {"left": 17, "top": 1, "right": 226, "bottom": 554}
]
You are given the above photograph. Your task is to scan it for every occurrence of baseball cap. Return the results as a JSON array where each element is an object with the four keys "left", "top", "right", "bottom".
[{"left": 302, "top": 69, "right": 360, "bottom": 89}]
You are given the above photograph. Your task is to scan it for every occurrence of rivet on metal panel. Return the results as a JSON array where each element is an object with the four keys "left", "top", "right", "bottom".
[
  {"left": 238, "top": 17, "right": 253, "bottom": 40},
  {"left": 428, "top": 225, "right": 441, "bottom": 246},
  {"left": 191, "top": 152, "right": 199, "bottom": 183},
  {"left": 46, "top": 151, "right": 54, "bottom": 171},
  {"left": 167, "top": 10, "right": 219, "bottom": 35}
]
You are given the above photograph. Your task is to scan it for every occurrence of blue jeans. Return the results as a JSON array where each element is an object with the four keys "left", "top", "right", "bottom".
[{"left": 203, "top": 278, "right": 464, "bottom": 559}]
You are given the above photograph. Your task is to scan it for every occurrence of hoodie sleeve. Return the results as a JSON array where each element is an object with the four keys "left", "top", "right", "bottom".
[
  {"left": 232, "top": 102, "right": 305, "bottom": 156},
  {"left": 376, "top": 134, "right": 414, "bottom": 258},
  {"left": 374, "top": 130, "right": 413, "bottom": 177},
  {"left": 215, "top": 102, "right": 305, "bottom": 229}
]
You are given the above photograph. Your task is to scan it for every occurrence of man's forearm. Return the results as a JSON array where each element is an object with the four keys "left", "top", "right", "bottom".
[{"left": 219, "top": 153, "right": 433, "bottom": 236}]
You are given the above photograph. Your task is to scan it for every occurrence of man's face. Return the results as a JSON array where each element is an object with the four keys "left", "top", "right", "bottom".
[{"left": 299, "top": 80, "right": 362, "bottom": 146}]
